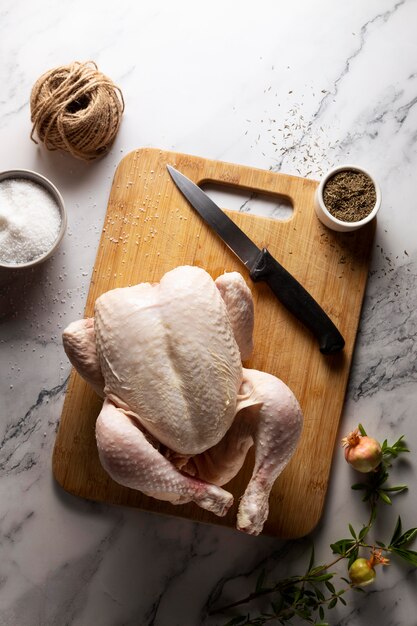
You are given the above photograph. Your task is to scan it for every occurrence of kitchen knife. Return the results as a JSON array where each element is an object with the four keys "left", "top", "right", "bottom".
[{"left": 167, "top": 165, "right": 345, "bottom": 355}]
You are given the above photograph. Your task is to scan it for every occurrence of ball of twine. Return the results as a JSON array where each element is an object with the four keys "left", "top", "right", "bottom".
[{"left": 30, "top": 61, "right": 125, "bottom": 161}]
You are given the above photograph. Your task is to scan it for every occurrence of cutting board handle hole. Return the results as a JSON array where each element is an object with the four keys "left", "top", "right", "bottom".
[{"left": 199, "top": 182, "right": 294, "bottom": 221}]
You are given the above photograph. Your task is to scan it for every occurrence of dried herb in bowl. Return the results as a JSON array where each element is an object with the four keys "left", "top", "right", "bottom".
[{"left": 323, "top": 170, "right": 376, "bottom": 222}]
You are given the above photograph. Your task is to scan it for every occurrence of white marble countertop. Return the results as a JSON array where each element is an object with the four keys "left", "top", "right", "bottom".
[{"left": 1, "top": 1, "right": 416, "bottom": 624}]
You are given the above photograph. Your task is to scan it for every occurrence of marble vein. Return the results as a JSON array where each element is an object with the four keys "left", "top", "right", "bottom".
[
  {"left": 2, "top": 510, "right": 35, "bottom": 545},
  {"left": 0, "top": 514, "right": 124, "bottom": 626},
  {"left": 140, "top": 524, "right": 216, "bottom": 626},
  {"left": 0, "top": 378, "right": 68, "bottom": 476},
  {"left": 202, "top": 538, "right": 305, "bottom": 620},
  {"left": 348, "top": 261, "right": 417, "bottom": 400},
  {"left": 314, "top": 0, "right": 407, "bottom": 121},
  {"left": 1, "top": 1, "right": 417, "bottom": 625}
]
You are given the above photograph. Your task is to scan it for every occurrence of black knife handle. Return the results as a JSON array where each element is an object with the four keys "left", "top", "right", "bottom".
[{"left": 249, "top": 248, "right": 345, "bottom": 355}]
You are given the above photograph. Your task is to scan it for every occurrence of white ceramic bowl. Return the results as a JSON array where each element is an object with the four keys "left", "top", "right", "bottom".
[
  {"left": 314, "top": 165, "right": 381, "bottom": 232},
  {"left": 0, "top": 169, "right": 67, "bottom": 269}
]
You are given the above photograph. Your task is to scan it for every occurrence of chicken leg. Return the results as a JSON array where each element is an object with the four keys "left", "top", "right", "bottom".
[
  {"left": 236, "top": 368, "right": 303, "bottom": 535},
  {"left": 95, "top": 399, "right": 234, "bottom": 516},
  {"left": 182, "top": 368, "right": 303, "bottom": 535}
]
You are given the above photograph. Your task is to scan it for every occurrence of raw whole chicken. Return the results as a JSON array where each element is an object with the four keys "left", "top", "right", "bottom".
[{"left": 63, "top": 266, "right": 303, "bottom": 535}]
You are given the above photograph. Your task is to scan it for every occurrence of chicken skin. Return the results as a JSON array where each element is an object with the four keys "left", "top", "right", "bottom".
[{"left": 63, "top": 266, "right": 303, "bottom": 535}]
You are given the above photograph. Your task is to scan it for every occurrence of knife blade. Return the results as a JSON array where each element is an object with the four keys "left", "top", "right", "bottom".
[{"left": 167, "top": 164, "right": 345, "bottom": 355}]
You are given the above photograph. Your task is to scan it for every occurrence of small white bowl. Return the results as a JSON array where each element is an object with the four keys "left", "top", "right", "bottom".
[
  {"left": 314, "top": 165, "right": 381, "bottom": 232},
  {"left": 0, "top": 169, "right": 67, "bottom": 269}
]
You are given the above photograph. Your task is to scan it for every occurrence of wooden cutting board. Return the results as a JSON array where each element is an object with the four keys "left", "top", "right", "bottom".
[{"left": 53, "top": 148, "right": 375, "bottom": 537}]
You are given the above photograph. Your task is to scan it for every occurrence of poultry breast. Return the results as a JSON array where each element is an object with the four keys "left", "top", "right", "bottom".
[{"left": 63, "top": 265, "right": 303, "bottom": 535}]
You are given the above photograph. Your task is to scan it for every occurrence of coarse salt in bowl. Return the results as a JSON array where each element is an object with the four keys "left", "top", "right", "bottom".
[
  {"left": 0, "top": 169, "right": 66, "bottom": 269},
  {"left": 314, "top": 164, "right": 381, "bottom": 232}
]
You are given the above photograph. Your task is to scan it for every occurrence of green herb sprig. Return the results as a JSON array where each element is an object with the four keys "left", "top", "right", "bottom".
[{"left": 210, "top": 427, "right": 416, "bottom": 625}]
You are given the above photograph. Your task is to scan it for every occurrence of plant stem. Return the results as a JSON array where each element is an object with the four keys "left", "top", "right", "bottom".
[
  {"left": 209, "top": 582, "right": 293, "bottom": 615},
  {"left": 211, "top": 507, "right": 379, "bottom": 616},
  {"left": 211, "top": 432, "right": 412, "bottom": 624}
]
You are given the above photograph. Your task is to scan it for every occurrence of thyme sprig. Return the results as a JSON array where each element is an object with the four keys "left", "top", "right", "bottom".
[{"left": 211, "top": 428, "right": 416, "bottom": 625}]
